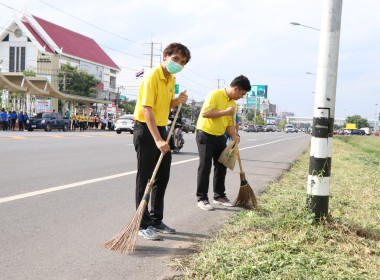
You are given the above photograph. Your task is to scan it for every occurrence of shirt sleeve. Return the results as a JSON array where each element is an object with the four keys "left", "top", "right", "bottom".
[
  {"left": 141, "top": 76, "right": 158, "bottom": 108},
  {"left": 201, "top": 91, "right": 216, "bottom": 114}
]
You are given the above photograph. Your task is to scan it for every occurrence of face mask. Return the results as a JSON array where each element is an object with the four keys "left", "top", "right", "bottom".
[{"left": 166, "top": 59, "right": 183, "bottom": 74}]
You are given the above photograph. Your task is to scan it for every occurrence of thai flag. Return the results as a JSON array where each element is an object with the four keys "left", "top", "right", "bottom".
[{"left": 135, "top": 68, "right": 144, "bottom": 79}]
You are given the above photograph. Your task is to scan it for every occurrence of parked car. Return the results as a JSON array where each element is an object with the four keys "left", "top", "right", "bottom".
[
  {"left": 264, "top": 125, "right": 275, "bottom": 132},
  {"left": 350, "top": 129, "right": 366, "bottom": 136},
  {"left": 246, "top": 125, "right": 257, "bottom": 132},
  {"left": 26, "top": 112, "right": 71, "bottom": 132},
  {"left": 256, "top": 125, "right": 265, "bottom": 132},
  {"left": 374, "top": 131, "right": 380, "bottom": 136},
  {"left": 114, "top": 114, "right": 135, "bottom": 134},
  {"left": 284, "top": 124, "right": 294, "bottom": 133},
  {"left": 182, "top": 118, "right": 196, "bottom": 133}
]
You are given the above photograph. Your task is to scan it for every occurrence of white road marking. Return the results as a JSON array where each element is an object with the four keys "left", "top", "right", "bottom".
[{"left": 0, "top": 135, "right": 308, "bottom": 204}]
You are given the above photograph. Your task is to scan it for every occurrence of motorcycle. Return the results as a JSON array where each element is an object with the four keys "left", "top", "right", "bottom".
[{"left": 167, "top": 119, "right": 184, "bottom": 153}]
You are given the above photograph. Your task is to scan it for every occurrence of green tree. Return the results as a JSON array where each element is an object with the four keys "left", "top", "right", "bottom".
[
  {"left": 58, "top": 63, "right": 100, "bottom": 97},
  {"left": 253, "top": 115, "right": 264, "bottom": 125},
  {"left": 279, "top": 119, "right": 287, "bottom": 130},
  {"left": 23, "top": 69, "right": 36, "bottom": 76},
  {"left": 119, "top": 103, "right": 135, "bottom": 114},
  {"left": 346, "top": 115, "right": 369, "bottom": 129}
]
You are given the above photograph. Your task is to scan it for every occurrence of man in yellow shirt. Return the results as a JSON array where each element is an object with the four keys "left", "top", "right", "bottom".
[
  {"left": 196, "top": 75, "right": 251, "bottom": 211},
  {"left": 133, "top": 42, "right": 191, "bottom": 240}
]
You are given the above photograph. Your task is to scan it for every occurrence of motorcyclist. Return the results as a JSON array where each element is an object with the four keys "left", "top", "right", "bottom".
[{"left": 168, "top": 106, "right": 183, "bottom": 152}]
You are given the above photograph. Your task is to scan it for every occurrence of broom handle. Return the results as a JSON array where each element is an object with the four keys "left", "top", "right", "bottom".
[
  {"left": 232, "top": 115, "right": 244, "bottom": 174},
  {"left": 149, "top": 101, "right": 183, "bottom": 183}
]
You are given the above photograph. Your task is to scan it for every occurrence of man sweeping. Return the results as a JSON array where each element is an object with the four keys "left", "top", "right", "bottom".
[
  {"left": 196, "top": 75, "right": 251, "bottom": 210},
  {"left": 133, "top": 42, "right": 191, "bottom": 240}
]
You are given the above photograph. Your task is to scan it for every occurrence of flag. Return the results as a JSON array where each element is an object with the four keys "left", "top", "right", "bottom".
[{"left": 135, "top": 68, "right": 144, "bottom": 79}]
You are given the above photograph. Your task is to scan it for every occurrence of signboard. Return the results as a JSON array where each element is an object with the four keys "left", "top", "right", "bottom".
[
  {"left": 175, "top": 84, "right": 179, "bottom": 95},
  {"left": 36, "top": 98, "right": 51, "bottom": 112},
  {"left": 249, "top": 85, "right": 268, "bottom": 98},
  {"left": 79, "top": 61, "right": 104, "bottom": 82},
  {"left": 345, "top": 123, "right": 356, "bottom": 129}
]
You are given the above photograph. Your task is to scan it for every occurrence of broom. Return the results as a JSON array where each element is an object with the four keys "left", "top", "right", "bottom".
[
  {"left": 104, "top": 102, "right": 183, "bottom": 254},
  {"left": 231, "top": 116, "right": 258, "bottom": 208}
]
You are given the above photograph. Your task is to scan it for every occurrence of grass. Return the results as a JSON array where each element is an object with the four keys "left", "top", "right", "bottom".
[{"left": 172, "top": 136, "right": 380, "bottom": 280}]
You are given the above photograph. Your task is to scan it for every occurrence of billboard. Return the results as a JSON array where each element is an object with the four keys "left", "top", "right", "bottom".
[
  {"left": 79, "top": 61, "right": 104, "bottom": 82},
  {"left": 248, "top": 85, "right": 268, "bottom": 98}
]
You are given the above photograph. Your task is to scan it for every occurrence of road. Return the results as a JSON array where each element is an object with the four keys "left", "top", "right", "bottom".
[{"left": 0, "top": 130, "right": 310, "bottom": 280}]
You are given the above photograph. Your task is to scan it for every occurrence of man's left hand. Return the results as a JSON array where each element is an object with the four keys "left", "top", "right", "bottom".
[{"left": 233, "top": 134, "right": 240, "bottom": 144}]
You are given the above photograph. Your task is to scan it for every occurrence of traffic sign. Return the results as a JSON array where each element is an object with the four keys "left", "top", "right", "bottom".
[{"left": 175, "top": 84, "right": 179, "bottom": 95}]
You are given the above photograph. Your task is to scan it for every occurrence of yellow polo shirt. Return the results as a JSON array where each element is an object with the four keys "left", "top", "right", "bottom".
[
  {"left": 196, "top": 89, "right": 237, "bottom": 136},
  {"left": 133, "top": 65, "right": 175, "bottom": 126}
]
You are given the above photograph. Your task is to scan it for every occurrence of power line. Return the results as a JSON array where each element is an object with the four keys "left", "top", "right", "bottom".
[{"left": 37, "top": 0, "right": 163, "bottom": 52}]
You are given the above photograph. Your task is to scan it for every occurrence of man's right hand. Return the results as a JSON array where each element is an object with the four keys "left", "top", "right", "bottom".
[
  {"left": 225, "top": 106, "right": 235, "bottom": 116},
  {"left": 156, "top": 139, "right": 171, "bottom": 154}
]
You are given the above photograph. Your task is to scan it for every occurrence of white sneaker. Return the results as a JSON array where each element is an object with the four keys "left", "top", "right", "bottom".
[
  {"left": 213, "top": 196, "right": 234, "bottom": 207},
  {"left": 138, "top": 226, "right": 161, "bottom": 240},
  {"left": 197, "top": 200, "right": 214, "bottom": 211}
]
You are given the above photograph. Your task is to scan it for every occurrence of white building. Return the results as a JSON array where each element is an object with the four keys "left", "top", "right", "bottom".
[{"left": 0, "top": 11, "right": 120, "bottom": 114}]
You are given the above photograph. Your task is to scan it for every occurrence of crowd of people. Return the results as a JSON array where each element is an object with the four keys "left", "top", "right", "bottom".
[
  {"left": 0, "top": 107, "right": 115, "bottom": 132},
  {"left": 1, "top": 108, "right": 29, "bottom": 131}
]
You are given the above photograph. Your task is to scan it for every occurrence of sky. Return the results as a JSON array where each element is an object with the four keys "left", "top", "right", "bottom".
[{"left": 0, "top": 0, "right": 379, "bottom": 120}]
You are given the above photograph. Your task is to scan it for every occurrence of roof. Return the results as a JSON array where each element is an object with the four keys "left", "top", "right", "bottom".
[
  {"left": 29, "top": 15, "right": 120, "bottom": 70},
  {"left": 22, "top": 21, "right": 54, "bottom": 53}
]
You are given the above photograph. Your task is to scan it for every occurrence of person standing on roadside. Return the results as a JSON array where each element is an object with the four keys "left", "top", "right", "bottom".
[
  {"left": 133, "top": 42, "right": 191, "bottom": 240},
  {"left": 195, "top": 75, "right": 251, "bottom": 211},
  {"left": 18, "top": 111, "right": 24, "bottom": 131},
  {"left": 23, "top": 112, "right": 29, "bottom": 131},
  {"left": 1, "top": 108, "right": 8, "bottom": 131},
  {"left": 94, "top": 114, "right": 99, "bottom": 130}
]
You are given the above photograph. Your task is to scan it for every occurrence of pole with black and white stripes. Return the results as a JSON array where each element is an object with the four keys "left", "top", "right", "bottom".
[{"left": 307, "top": 0, "right": 343, "bottom": 220}]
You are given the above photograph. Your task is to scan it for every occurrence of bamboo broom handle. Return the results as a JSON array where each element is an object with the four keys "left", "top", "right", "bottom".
[
  {"left": 231, "top": 115, "right": 244, "bottom": 174},
  {"left": 149, "top": 101, "right": 183, "bottom": 183}
]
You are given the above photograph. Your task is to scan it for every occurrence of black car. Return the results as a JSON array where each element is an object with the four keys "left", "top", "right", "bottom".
[
  {"left": 182, "top": 118, "right": 196, "bottom": 133},
  {"left": 27, "top": 112, "right": 71, "bottom": 132},
  {"left": 351, "top": 129, "right": 365, "bottom": 136},
  {"left": 256, "top": 125, "right": 265, "bottom": 132}
]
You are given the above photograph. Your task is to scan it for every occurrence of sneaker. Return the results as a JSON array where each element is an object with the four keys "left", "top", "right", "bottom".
[
  {"left": 138, "top": 226, "right": 161, "bottom": 240},
  {"left": 213, "top": 196, "right": 234, "bottom": 207},
  {"left": 197, "top": 200, "right": 214, "bottom": 211},
  {"left": 153, "top": 221, "right": 176, "bottom": 234}
]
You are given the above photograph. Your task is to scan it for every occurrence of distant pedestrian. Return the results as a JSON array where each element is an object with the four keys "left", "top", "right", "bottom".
[
  {"left": 1, "top": 108, "right": 8, "bottom": 131},
  {"left": 79, "top": 113, "right": 87, "bottom": 132},
  {"left": 100, "top": 115, "right": 107, "bottom": 130},
  {"left": 64, "top": 108, "right": 71, "bottom": 119},
  {"left": 8, "top": 111, "right": 12, "bottom": 130},
  {"left": 10, "top": 111, "right": 17, "bottom": 131},
  {"left": 88, "top": 114, "right": 93, "bottom": 129},
  {"left": 72, "top": 113, "right": 79, "bottom": 131},
  {"left": 23, "top": 112, "right": 29, "bottom": 131},
  {"left": 18, "top": 111, "right": 24, "bottom": 131},
  {"left": 94, "top": 114, "right": 99, "bottom": 130}
]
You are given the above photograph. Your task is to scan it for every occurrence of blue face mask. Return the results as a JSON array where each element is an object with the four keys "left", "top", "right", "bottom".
[{"left": 166, "top": 59, "right": 184, "bottom": 74}]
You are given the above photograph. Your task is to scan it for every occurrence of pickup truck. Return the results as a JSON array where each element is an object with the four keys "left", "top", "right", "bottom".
[{"left": 26, "top": 112, "right": 71, "bottom": 132}]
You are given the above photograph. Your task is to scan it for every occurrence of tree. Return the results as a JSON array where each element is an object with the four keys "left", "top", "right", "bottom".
[
  {"left": 253, "top": 115, "right": 264, "bottom": 125},
  {"left": 346, "top": 115, "right": 369, "bottom": 129},
  {"left": 58, "top": 63, "right": 100, "bottom": 97},
  {"left": 23, "top": 69, "right": 36, "bottom": 76},
  {"left": 279, "top": 119, "right": 287, "bottom": 130}
]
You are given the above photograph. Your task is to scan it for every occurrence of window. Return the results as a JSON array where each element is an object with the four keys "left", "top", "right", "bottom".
[
  {"left": 9, "top": 46, "right": 26, "bottom": 72},
  {"left": 9, "top": 47, "right": 15, "bottom": 72},
  {"left": 110, "top": 76, "right": 116, "bottom": 88},
  {"left": 110, "top": 69, "right": 116, "bottom": 74},
  {"left": 2, "top": 34, "right": 9, "bottom": 41}
]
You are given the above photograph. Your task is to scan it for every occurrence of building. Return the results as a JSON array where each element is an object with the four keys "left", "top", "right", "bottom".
[{"left": 0, "top": 11, "right": 120, "bottom": 115}]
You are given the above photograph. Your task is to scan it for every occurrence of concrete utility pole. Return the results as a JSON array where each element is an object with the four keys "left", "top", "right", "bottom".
[
  {"left": 144, "top": 41, "right": 162, "bottom": 69},
  {"left": 307, "top": 0, "right": 343, "bottom": 220}
]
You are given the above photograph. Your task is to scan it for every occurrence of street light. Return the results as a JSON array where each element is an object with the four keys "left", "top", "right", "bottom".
[{"left": 290, "top": 22, "right": 320, "bottom": 31}]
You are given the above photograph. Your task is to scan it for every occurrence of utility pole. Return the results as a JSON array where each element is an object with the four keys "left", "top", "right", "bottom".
[
  {"left": 143, "top": 40, "right": 162, "bottom": 69},
  {"left": 213, "top": 76, "right": 225, "bottom": 89},
  {"left": 307, "top": 0, "right": 343, "bottom": 220}
]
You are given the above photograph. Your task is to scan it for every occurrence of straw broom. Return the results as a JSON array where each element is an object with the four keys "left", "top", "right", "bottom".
[
  {"left": 104, "top": 102, "right": 183, "bottom": 254},
  {"left": 231, "top": 116, "right": 258, "bottom": 208}
]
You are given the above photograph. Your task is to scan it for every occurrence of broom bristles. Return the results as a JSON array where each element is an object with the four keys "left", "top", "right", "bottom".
[
  {"left": 104, "top": 199, "right": 147, "bottom": 254},
  {"left": 234, "top": 172, "right": 258, "bottom": 208}
]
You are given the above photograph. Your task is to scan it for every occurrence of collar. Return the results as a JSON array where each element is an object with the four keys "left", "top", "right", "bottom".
[
  {"left": 223, "top": 88, "right": 232, "bottom": 101},
  {"left": 158, "top": 65, "right": 173, "bottom": 82}
]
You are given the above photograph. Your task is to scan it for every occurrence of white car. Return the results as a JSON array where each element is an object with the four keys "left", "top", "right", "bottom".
[
  {"left": 284, "top": 124, "right": 294, "bottom": 133},
  {"left": 114, "top": 114, "right": 135, "bottom": 134}
]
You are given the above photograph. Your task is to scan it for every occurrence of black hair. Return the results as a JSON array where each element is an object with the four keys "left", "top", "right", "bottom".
[
  {"left": 163, "top": 43, "right": 191, "bottom": 64},
  {"left": 230, "top": 75, "right": 251, "bottom": 92}
]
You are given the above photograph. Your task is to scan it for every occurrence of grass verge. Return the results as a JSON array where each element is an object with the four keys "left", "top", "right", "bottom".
[{"left": 172, "top": 136, "right": 380, "bottom": 280}]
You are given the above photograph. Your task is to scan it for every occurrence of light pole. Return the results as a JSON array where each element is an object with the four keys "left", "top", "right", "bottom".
[
  {"left": 290, "top": 22, "right": 320, "bottom": 31},
  {"left": 375, "top": 103, "right": 379, "bottom": 132}
]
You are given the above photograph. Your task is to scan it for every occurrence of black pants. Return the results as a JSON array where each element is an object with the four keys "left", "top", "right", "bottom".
[
  {"left": 11, "top": 119, "right": 16, "bottom": 130},
  {"left": 196, "top": 130, "right": 227, "bottom": 201},
  {"left": 133, "top": 121, "right": 171, "bottom": 229},
  {"left": 80, "top": 122, "right": 86, "bottom": 131},
  {"left": 1, "top": 121, "right": 7, "bottom": 131},
  {"left": 19, "top": 121, "right": 23, "bottom": 131}
]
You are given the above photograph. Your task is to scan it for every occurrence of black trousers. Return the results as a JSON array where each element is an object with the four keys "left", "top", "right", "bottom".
[
  {"left": 196, "top": 130, "right": 227, "bottom": 201},
  {"left": 1, "top": 121, "right": 7, "bottom": 131},
  {"left": 133, "top": 121, "right": 171, "bottom": 229},
  {"left": 19, "top": 121, "right": 23, "bottom": 130}
]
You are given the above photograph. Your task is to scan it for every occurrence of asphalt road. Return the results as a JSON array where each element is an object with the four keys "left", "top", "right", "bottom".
[{"left": 0, "top": 130, "right": 310, "bottom": 280}]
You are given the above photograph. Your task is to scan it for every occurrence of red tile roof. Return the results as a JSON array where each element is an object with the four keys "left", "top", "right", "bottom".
[
  {"left": 32, "top": 15, "right": 120, "bottom": 70},
  {"left": 22, "top": 21, "right": 54, "bottom": 53}
]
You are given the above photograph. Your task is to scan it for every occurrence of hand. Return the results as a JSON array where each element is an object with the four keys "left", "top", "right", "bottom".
[
  {"left": 225, "top": 106, "right": 235, "bottom": 116},
  {"left": 178, "top": 91, "right": 188, "bottom": 104},
  {"left": 156, "top": 139, "right": 171, "bottom": 154},
  {"left": 232, "top": 134, "right": 240, "bottom": 144}
]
